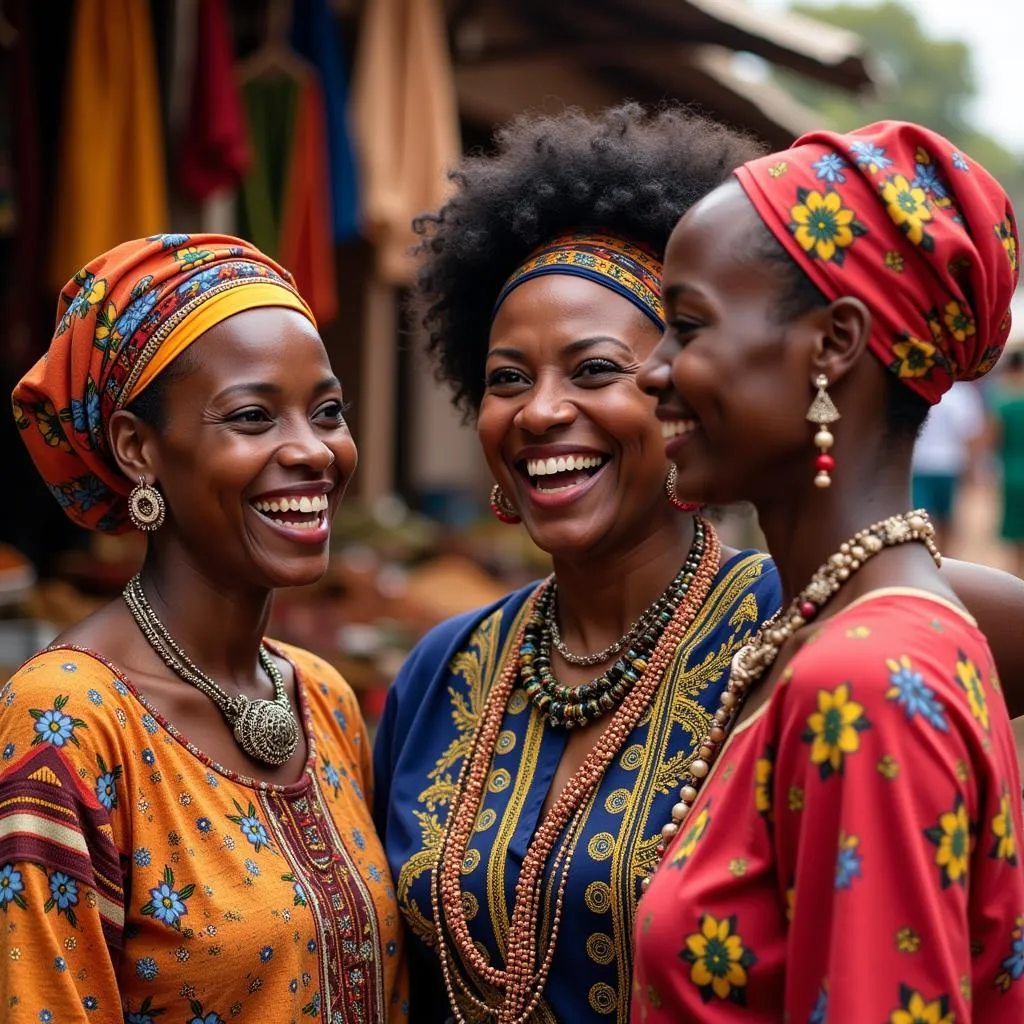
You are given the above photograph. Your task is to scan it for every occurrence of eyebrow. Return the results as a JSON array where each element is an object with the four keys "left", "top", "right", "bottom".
[
  {"left": 212, "top": 376, "right": 342, "bottom": 401},
  {"left": 486, "top": 336, "right": 634, "bottom": 362},
  {"left": 662, "top": 283, "right": 708, "bottom": 303}
]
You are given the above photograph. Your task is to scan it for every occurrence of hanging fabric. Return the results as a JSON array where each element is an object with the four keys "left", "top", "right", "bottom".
[
  {"left": 48, "top": 0, "right": 168, "bottom": 290},
  {"left": 350, "top": 0, "right": 461, "bottom": 285}
]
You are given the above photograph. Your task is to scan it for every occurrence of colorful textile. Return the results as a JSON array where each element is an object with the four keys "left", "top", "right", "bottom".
[
  {"left": 494, "top": 231, "right": 665, "bottom": 329},
  {"left": 374, "top": 552, "right": 780, "bottom": 1023},
  {"left": 12, "top": 234, "right": 314, "bottom": 534},
  {"left": 735, "top": 121, "right": 1020, "bottom": 404},
  {"left": 48, "top": 0, "right": 169, "bottom": 291},
  {"left": 632, "top": 591, "right": 1024, "bottom": 1022},
  {"left": 993, "top": 386, "right": 1024, "bottom": 540},
  {"left": 0, "top": 643, "right": 408, "bottom": 1022}
]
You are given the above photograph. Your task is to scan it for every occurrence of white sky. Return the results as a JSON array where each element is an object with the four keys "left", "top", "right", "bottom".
[{"left": 750, "top": 0, "right": 1024, "bottom": 153}]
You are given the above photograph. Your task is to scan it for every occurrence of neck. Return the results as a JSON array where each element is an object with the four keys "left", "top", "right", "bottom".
[
  {"left": 135, "top": 540, "right": 273, "bottom": 685},
  {"left": 550, "top": 512, "right": 700, "bottom": 656}
]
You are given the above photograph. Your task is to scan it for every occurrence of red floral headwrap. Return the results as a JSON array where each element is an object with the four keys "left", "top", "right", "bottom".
[
  {"left": 734, "top": 121, "right": 1019, "bottom": 404},
  {"left": 12, "top": 233, "right": 316, "bottom": 533}
]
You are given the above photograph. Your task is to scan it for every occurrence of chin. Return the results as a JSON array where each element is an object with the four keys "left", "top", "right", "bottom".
[
  {"left": 254, "top": 552, "right": 331, "bottom": 591},
  {"left": 523, "top": 518, "right": 609, "bottom": 561}
]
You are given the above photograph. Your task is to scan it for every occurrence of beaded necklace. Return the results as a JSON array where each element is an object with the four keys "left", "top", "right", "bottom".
[
  {"left": 431, "top": 517, "right": 721, "bottom": 1024},
  {"left": 642, "top": 509, "right": 940, "bottom": 889}
]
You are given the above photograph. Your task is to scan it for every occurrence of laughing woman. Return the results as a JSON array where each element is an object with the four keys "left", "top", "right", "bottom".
[
  {"left": 1, "top": 236, "right": 407, "bottom": 1022},
  {"left": 634, "top": 123, "right": 1024, "bottom": 1021}
]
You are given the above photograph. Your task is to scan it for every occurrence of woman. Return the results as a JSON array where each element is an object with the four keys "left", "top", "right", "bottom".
[
  {"left": 633, "top": 123, "right": 1024, "bottom": 1020},
  {"left": 2, "top": 236, "right": 407, "bottom": 1022}
]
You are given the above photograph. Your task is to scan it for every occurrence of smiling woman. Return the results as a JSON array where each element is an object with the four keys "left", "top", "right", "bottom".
[{"left": 2, "top": 235, "right": 406, "bottom": 1023}]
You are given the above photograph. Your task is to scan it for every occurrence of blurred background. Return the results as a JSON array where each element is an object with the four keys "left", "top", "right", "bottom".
[{"left": 0, "top": 0, "right": 1020, "bottom": 727}]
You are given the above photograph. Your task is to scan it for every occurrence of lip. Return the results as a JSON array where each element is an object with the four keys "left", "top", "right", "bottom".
[
  {"left": 516, "top": 458, "right": 611, "bottom": 511},
  {"left": 249, "top": 480, "right": 335, "bottom": 502},
  {"left": 246, "top": 504, "right": 331, "bottom": 546}
]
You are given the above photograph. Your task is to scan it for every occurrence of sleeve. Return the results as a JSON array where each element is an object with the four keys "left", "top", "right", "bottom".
[
  {"left": 0, "top": 656, "right": 128, "bottom": 1022},
  {"left": 770, "top": 613, "right": 1023, "bottom": 1023}
]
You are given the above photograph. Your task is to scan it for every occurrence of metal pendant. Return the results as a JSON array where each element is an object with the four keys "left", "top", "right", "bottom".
[{"left": 232, "top": 697, "right": 299, "bottom": 766}]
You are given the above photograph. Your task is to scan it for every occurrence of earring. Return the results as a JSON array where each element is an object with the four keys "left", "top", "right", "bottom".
[
  {"left": 665, "top": 464, "right": 702, "bottom": 512},
  {"left": 128, "top": 476, "right": 167, "bottom": 531},
  {"left": 489, "top": 484, "right": 521, "bottom": 524},
  {"left": 806, "top": 374, "right": 839, "bottom": 488}
]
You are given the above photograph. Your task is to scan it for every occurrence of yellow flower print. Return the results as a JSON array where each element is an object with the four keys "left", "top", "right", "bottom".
[
  {"left": 174, "top": 245, "right": 215, "bottom": 269},
  {"left": 888, "top": 984, "right": 955, "bottom": 1024},
  {"left": 680, "top": 913, "right": 757, "bottom": 1005},
  {"left": 942, "top": 301, "right": 976, "bottom": 342},
  {"left": 789, "top": 187, "right": 865, "bottom": 264},
  {"left": 728, "top": 858, "right": 748, "bottom": 877},
  {"left": 884, "top": 250, "right": 905, "bottom": 272},
  {"left": 877, "top": 755, "right": 900, "bottom": 780},
  {"left": 990, "top": 790, "right": 1017, "bottom": 865},
  {"left": 880, "top": 173, "right": 935, "bottom": 249},
  {"left": 768, "top": 161, "right": 788, "bottom": 178},
  {"left": 955, "top": 653, "right": 989, "bottom": 730},
  {"left": 754, "top": 750, "right": 773, "bottom": 819},
  {"left": 802, "top": 683, "right": 871, "bottom": 779},
  {"left": 890, "top": 334, "right": 937, "bottom": 381},
  {"left": 995, "top": 216, "right": 1018, "bottom": 272},
  {"left": 895, "top": 927, "right": 921, "bottom": 953},
  {"left": 788, "top": 785, "right": 805, "bottom": 811},
  {"left": 924, "top": 795, "right": 974, "bottom": 889},
  {"left": 669, "top": 806, "right": 710, "bottom": 870}
]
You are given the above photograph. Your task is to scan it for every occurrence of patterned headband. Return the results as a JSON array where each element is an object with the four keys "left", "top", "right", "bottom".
[{"left": 492, "top": 231, "right": 665, "bottom": 328}]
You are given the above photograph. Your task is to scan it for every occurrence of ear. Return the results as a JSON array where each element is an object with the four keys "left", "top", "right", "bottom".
[
  {"left": 808, "top": 296, "right": 873, "bottom": 389},
  {"left": 108, "top": 409, "right": 162, "bottom": 484}
]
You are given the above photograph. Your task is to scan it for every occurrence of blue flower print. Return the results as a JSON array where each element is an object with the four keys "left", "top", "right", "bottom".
[
  {"left": 54, "top": 957, "right": 66, "bottom": 973},
  {"left": 885, "top": 656, "right": 949, "bottom": 731},
  {"left": 260, "top": 945, "right": 273, "bottom": 962},
  {"left": 952, "top": 151, "right": 969, "bottom": 171},
  {"left": 809, "top": 985, "right": 828, "bottom": 1024},
  {"left": 0, "top": 863, "right": 26, "bottom": 910},
  {"left": 196, "top": 817, "right": 212, "bottom": 834},
  {"left": 352, "top": 828, "right": 366, "bottom": 851},
  {"left": 142, "top": 748, "right": 155, "bottom": 766},
  {"left": 289, "top": 979, "right": 298, "bottom": 993},
  {"left": 386, "top": 940, "right": 397, "bottom": 956},
  {"left": 1, "top": 743, "right": 13, "bottom": 760},
  {"left": 245, "top": 859, "right": 260, "bottom": 876},
  {"left": 125, "top": 996, "right": 166, "bottom": 1024},
  {"left": 94, "top": 753, "right": 123, "bottom": 811},
  {"left": 332, "top": 707, "right": 347, "bottom": 731},
  {"left": 849, "top": 140, "right": 893, "bottom": 173},
  {"left": 205, "top": 772, "right": 219, "bottom": 788},
  {"left": 114, "top": 288, "right": 159, "bottom": 342},
  {"left": 45, "top": 871, "right": 80, "bottom": 925},
  {"left": 135, "top": 957, "right": 158, "bottom": 981},
  {"left": 141, "top": 866, "right": 195, "bottom": 930},
  {"left": 61, "top": 662, "right": 77, "bottom": 673},
  {"left": 30, "top": 695, "right": 86, "bottom": 748},
  {"left": 368, "top": 864, "right": 382, "bottom": 883},
  {"left": 321, "top": 760, "right": 341, "bottom": 797},
  {"left": 995, "top": 917, "right": 1024, "bottom": 992},
  {"left": 189, "top": 1015, "right": 223, "bottom": 1024},
  {"left": 68, "top": 475, "right": 110, "bottom": 512},
  {"left": 70, "top": 387, "right": 101, "bottom": 437},
  {"left": 141, "top": 714, "right": 158, "bottom": 735},
  {"left": 134, "top": 848, "right": 152, "bottom": 867},
  {"left": 149, "top": 232, "right": 190, "bottom": 249},
  {"left": 812, "top": 152, "right": 847, "bottom": 184},
  {"left": 307, "top": 939, "right": 317, "bottom": 953},
  {"left": 227, "top": 799, "right": 271, "bottom": 853},
  {"left": 113, "top": 679, "right": 130, "bottom": 696},
  {"left": 83, "top": 995, "right": 98, "bottom": 1011},
  {"left": 835, "top": 834, "right": 862, "bottom": 890},
  {"left": 39, "top": 1010, "right": 52, "bottom": 1023},
  {"left": 87, "top": 689, "right": 103, "bottom": 706},
  {"left": 47, "top": 482, "right": 74, "bottom": 509},
  {"left": 912, "top": 161, "right": 948, "bottom": 201}
]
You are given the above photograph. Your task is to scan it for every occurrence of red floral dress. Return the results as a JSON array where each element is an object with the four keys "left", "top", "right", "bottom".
[{"left": 631, "top": 591, "right": 1024, "bottom": 1023}]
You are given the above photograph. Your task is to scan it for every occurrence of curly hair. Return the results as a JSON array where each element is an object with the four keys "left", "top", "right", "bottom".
[{"left": 410, "top": 103, "right": 765, "bottom": 419}]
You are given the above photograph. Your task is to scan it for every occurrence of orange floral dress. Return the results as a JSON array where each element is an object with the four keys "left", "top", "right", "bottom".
[
  {"left": 631, "top": 591, "right": 1024, "bottom": 1022},
  {"left": 0, "top": 643, "right": 408, "bottom": 1023}
]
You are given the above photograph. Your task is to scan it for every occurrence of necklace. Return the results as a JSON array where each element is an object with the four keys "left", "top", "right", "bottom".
[
  {"left": 642, "top": 509, "right": 940, "bottom": 889},
  {"left": 123, "top": 574, "right": 299, "bottom": 767},
  {"left": 547, "top": 553, "right": 693, "bottom": 666},
  {"left": 431, "top": 518, "right": 721, "bottom": 1024},
  {"left": 525, "top": 519, "right": 709, "bottom": 727}
]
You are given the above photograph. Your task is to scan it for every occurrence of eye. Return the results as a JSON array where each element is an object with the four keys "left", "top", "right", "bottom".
[
  {"left": 229, "top": 407, "right": 271, "bottom": 424},
  {"left": 574, "top": 358, "right": 625, "bottom": 378},
  {"left": 666, "top": 317, "right": 704, "bottom": 340},
  {"left": 314, "top": 399, "right": 350, "bottom": 422},
  {"left": 485, "top": 367, "right": 530, "bottom": 389}
]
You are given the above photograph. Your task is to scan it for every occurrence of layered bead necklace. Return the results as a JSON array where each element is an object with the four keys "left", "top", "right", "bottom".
[
  {"left": 524, "top": 517, "right": 710, "bottom": 727},
  {"left": 643, "top": 509, "right": 940, "bottom": 888},
  {"left": 432, "top": 517, "right": 721, "bottom": 1024}
]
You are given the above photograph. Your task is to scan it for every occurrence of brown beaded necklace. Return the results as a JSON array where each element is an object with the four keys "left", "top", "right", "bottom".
[{"left": 431, "top": 517, "right": 722, "bottom": 1024}]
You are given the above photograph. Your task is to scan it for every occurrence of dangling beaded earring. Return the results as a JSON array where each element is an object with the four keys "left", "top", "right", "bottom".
[
  {"left": 806, "top": 374, "right": 840, "bottom": 488},
  {"left": 665, "top": 464, "right": 703, "bottom": 512},
  {"left": 489, "top": 483, "right": 521, "bottom": 524},
  {"left": 128, "top": 476, "right": 167, "bottom": 531}
]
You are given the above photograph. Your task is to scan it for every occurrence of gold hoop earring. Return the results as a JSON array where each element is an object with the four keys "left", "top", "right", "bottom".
[
  {"left": 489, "top": 484, "right": 521, "bottom": 524},
  {"left": 129, "top": 477, "right": 166, "bottom": 532},
  {"left": 665, "top": 464, "right": 703, "bottom": 512}
]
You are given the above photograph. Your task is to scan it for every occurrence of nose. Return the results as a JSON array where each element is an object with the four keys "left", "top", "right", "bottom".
[
  {"left": 513, "top": 375, "right": 577, "bottom": 435},
  {"left": 276, "top": 420, "right": 339, "bottom": 473},
  {"left": 637, "top": 333, "right": 675, "bottom": 397}
]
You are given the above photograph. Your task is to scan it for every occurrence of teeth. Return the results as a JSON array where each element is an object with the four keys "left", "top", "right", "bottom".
[
  {"left": 661, "top": 420, "right": 697, "bottom": 440},
  {"left": 525, "top": 454, "right": 605, "bottom": 477},
  {"left": 251, "top": 495, "right": 329, "bottom": 514},
  {"left": 269, "top": 517, "right": 321, "bottom": 530}
]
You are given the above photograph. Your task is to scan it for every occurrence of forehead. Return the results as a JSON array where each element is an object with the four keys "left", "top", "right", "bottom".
[{"left": 489, "top": 274, "right": 659, "bottom": 351}]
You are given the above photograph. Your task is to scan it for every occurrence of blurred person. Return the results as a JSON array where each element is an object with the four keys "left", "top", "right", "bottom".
[
  {"left": 372, "top": 105, "right": 1024, "bottom": 1024},
  {"left": 992, "top": 348, "right": 1024, "bottom": 576},
  {"left": 634, "top": 122, "right": 1023, "bottom": 1021},
  {"left": 2, "top": 236, "right": 407, "bottom": 1022},
  {"left": 911, "top": 379, "right": 987, "bottom": 549}
]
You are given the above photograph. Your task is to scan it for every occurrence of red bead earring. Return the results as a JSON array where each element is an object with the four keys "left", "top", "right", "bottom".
[
  {"left": 665, "top": 465, "right": 703, "bottom": 512},
  {"left": 489, "top": 484, "right": 521, "bottom": 524},
  {"left": 806, "top": 374, "right": 839, "bottom": 488}
]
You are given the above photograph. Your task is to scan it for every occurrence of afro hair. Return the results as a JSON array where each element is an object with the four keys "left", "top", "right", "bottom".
[{"left": 410, "top": 102, "right": 765, "bottom": 419}]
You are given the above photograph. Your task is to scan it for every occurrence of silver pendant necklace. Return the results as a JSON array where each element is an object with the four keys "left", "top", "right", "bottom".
[{"left": 122, "top": 574, "right": 299, "bottom": 766}]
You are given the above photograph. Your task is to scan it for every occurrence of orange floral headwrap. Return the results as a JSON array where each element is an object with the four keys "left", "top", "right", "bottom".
[
  {"left": 734, "top": 120, "right": 1019, "bottom": 404},
  {"left": 12, "top": 233, "right": 317, "bottom": 533}
]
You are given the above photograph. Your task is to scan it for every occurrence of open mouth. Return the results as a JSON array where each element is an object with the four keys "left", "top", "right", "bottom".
[
  {"left": 661, "top": 419, "right": 698, "bottom": 441},
  {"left": 249, "top": 494, "right": 329, "bottom": 531},
  {"left": 520, "top": 453, "right": 610, "bottom": 493}
]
